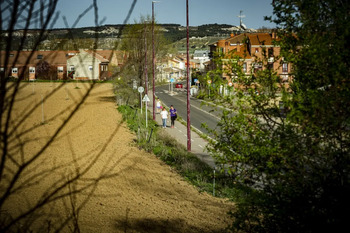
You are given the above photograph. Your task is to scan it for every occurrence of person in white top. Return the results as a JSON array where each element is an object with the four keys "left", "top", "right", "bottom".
[{"left": 160, "top": 107, "right": 168, "bottom": 128}]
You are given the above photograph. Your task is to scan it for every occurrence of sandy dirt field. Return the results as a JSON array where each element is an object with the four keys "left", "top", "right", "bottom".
[{"left": 1, "top": 82, "right": 234, "bottom": 232}]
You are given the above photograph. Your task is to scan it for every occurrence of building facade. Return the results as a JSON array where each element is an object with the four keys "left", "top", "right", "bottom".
[
  {"left": 209, "top": 32, "right": 292, "bottom": 85},
  {"left": 1, "top": 49, "right": 123, "bottom": 81}
]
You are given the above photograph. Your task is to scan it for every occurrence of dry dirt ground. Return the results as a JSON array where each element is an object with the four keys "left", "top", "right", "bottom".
[{"left": 2, "top": 82, "right": 234, "bottom": 233}]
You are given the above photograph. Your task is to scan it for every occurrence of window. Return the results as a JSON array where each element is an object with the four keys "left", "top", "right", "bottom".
[
  {"left": 88, "top": 65, "right": 93, "bottom": 71},
  {"left": 101, "top": 65, "right": 108, "bottom": 71},
  {"left": 70, "top": 65, "right": 75, "bottom": 71},
  {"left": 268, "top": 48, "right": 274, "bottom": 57},
  {"left": 57, "top": 66, "right": 64, "bottom": 73},
  {"left": 29, "top": 67, "right": 35, "bottom": 73},
  {"left": 243, "top": 63, "right": 247, "bottom": 72},
  {"left": 282, "top": 63, "right": 288, "bottom": 73},
  {"left": 0, "top": 68, "right": 4, "bottom": 73},
  {"left": 37, "top": 55, "right": 43, "bottom": 59},
  {"left": 12, "top": 68, "right": 18, "bottom": 73},
  {"left": 253, "top": 63, "right": 262, "bottom": 73}
]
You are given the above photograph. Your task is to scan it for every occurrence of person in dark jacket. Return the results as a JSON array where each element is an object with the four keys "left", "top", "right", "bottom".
[{"left": 169, "top": 105, "right": 177, "bottom": 128}]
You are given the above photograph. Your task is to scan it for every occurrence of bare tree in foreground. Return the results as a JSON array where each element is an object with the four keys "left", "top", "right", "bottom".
[{"left": 0, "top": 0, "right": 137, "bottom": 232}]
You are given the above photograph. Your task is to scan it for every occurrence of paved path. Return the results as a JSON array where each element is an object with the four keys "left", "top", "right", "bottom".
[{"left": 148, "top": 92, "right": 216, "bottom": 168}]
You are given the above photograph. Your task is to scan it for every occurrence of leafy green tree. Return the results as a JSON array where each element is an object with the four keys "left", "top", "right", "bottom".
[
  {"left": 116, "top": 16, "right": 168, "bottom": 106},
  {"left": 200, "top": 50, "right": 247, "bottom": 99},
  {"left": 119, "top": 16, "right": 168, "bottom": 89},
  {"left": 208, "top": 0, "right": 350, "bottom": 232}
]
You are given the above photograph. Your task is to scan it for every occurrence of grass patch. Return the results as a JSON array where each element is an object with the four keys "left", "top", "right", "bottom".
[{"left": 117, "top": 104, "right": 239, "bottom": 200}]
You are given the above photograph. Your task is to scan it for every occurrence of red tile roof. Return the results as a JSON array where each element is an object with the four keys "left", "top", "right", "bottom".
[
  {"left": 0, "top": 49, "right": 125, "bottom": 67},
  {"left": 248, "top": 33, "right": 273, "bottom": 46},
  {"left": 0, "top": 50, "right": 77, "bottom": 67}
]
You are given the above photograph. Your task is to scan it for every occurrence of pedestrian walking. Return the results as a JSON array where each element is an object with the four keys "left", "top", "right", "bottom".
[
  {"left": 156, "top": 98, "right": 161, "bottom": 113},
  {"left": 169, "top": 105, "right": 177, "bottom": 128},
  {"left": 160, "top": 107, "right": 168, "bottom": 128}
]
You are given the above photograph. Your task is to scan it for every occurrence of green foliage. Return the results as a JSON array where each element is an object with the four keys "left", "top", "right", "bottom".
[
  {"left": 117, "top": 104, "right": 241, "bottom": 198},
  {"left": 198, "top": 50, "right": 248, "bottom": 100},
  {"left": 207, "top": 0, "right": 350, "bottom": 232},
  {"left": 119, "top": 16, "right": 169, "bottom": 90},
  {"left": 113, "top": 77, "right": 139, "bottom": 107}
]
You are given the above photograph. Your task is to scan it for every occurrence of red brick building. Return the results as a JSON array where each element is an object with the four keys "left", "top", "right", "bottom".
[{"left": 209, "top": 32, "right": 292, "bottom": 84}]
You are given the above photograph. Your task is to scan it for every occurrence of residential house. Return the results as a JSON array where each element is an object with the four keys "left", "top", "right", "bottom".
[
  {"left": 209, "top": 32, "right": 292, "bottom": 85},
  {"left": 1, "top": 49, "right": 125, "bottom": 81},
  {"left": 165, "top": 56, "right": 186, "bottom": 80},
  {"left": 0, "top": 50, "right": 70, "bottom": 80},
  {"left": 193, "top": 50, "right": 210, "bottom": 71},
  {"left": 67, "top": 50, "right": 109, "bottom": 80}
]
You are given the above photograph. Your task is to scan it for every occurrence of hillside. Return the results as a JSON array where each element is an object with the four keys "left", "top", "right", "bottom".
[{"left": 1, "top": 23, "right": 257, "bottom": 51}]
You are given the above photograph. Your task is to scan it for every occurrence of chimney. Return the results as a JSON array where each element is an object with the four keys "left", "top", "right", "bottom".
[{"left": 271, "top": 29, "right": 277, "bottom": 39}]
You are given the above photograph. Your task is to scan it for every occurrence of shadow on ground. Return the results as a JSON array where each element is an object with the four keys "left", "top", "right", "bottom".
[
  {"left": 115, "top": 216, "right": 225, "bottom": 233},
  {"left": 99, "top": 96, "right": 116, "bottom": 102}
]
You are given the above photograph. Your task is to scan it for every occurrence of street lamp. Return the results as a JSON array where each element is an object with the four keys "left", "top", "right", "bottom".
[{"left": 152, "top": 1, "right": 160, "bottom": 120}]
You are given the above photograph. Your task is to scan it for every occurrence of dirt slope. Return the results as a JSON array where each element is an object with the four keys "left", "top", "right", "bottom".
[{"left": 2, "top": 82, "right": 234, "bottom": 233}]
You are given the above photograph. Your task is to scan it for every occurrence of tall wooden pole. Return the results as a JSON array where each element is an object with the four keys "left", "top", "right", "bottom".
[
  {"left": 186, "top": 0, "right": 191, "bottom": 151},
  {"left": 144, "top": 24, "right": 148, "bottom": 95},
  {"left": 152, "top": 1, "right": 156, "bottom": 120}
]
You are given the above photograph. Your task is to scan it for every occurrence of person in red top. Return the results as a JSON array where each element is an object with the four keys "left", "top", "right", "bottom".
[{"left": 169, "top": 105, "right": 177, "bottom": 128}]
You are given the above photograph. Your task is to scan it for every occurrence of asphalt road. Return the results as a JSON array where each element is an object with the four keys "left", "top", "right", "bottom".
[{"left": 155, "top": 83, "right": 222, "bottom": 137}]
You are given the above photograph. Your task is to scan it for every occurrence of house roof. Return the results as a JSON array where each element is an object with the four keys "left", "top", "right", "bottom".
[
  {"left": 193, "top": 50, "right": 209, "bottom": 57},
  {"left": 220, "top": 33, "right": 274, "bottom": 46},
  {"left": 248, "top": 33, "right": 273, "bottom": 46},
  {"left": 226, "top": 33, "right": 246, "bottom": 44},
  {"left": 84, "top": 50, "right": 109, "bottom": 63},
  {"left": 0, "top": 50, "right": 75, "bottom": 67},
  {"left": 1, "top": 49, "right": 126, "bottom": 68}
]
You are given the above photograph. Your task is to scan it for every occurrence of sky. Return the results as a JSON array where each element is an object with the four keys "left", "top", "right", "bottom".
[{"left": 53, "top": 0, "right": 275, "bottom": 29}]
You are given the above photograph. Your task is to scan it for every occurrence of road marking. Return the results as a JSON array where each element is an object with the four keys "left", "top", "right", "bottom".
[
  {"left": 198, "top": 145, "right": 203, "bottom": 148},
  {"left": 165, "top": 94, "right": 221, "bottom": 120}
]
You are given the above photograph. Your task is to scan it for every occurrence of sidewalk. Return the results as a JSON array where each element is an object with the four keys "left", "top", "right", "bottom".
[{"left": 148, "top": 95, "right": 216, "bottom": 168}]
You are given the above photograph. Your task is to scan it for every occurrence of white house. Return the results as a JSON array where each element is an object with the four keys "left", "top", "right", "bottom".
[
  {"left": 67, "top": 50, "right": 109, "bottom": 80},
  {"left": 193, "top": 50, "right": 210, "bottom": 71}
]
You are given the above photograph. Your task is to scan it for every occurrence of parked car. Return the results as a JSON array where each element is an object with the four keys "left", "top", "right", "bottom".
[{"left": 175, "top": 83, "right": 183, "bottom": 88}]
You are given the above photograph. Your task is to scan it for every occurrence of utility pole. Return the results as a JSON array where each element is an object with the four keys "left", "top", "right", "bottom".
[
  {"left": 186, "top": 0, "right": 191, "bottom": 151},
  {"left": 144, "top": 24, "right": 148, "bottom": 95},
  {"left": 152, "top": 1, "right": 159, "bottom": 120}
]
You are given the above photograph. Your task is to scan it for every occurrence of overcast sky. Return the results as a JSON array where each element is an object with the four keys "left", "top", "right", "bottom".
[{"left": 52, "top": 0, "right": 275, "bottom": 29}]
